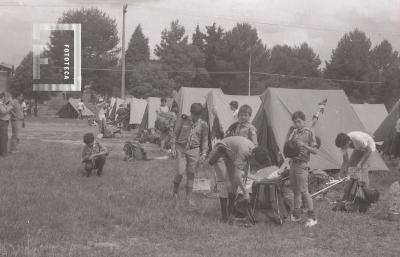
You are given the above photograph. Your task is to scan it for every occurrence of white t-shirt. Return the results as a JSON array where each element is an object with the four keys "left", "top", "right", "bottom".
[
  {"left": 233, "top": 109, "right": 239, "bottom": 121},
  {"left": 348, "top": 131, "right": 376, "bottom": 152},
  {"left": 159, "top": 105, "right": 169, "bottom": 113},
  {"left": 77, "top": 102, "right": 85, "bottom": 111},
  {"left": 395, "top": 118, "right": 400, "bottom": 133}
]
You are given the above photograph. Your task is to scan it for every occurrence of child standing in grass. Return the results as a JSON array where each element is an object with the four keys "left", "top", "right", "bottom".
[
  {"left": 171, "top": 103, "right": 209, "bottom": 209},
  {"left": 225, "top": 104, "right": 258, "bottom": 146},
  {"left": 286, "top": 111, "right": 318, "bottom": 227},
  {"left": 81, "top": 133, "right": 108, "bottom": 177}
]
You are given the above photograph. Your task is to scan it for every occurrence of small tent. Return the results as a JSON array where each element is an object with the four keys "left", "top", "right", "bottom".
[
  {"left": 139, "top": 97, "right": 173, "bottom": 131},
  {"left": 253, "top": 88, "right": 388, "bottom": 171},
  {"left": 57, "top": 98, "right": 95, "bottom": 118},
  {"left": 374, "top": 99, "right": 400, "bottom": 154},
  {"left": 352, "top": 104, "right": 388, "bottom": 134},
  {"left": 174, "top": 87, "right": 223, "bottom": 115},
  {"left": 206, "top": 90, "right": 261, "bottom": 139},
  {"left": 127, "top": 97, "right": 147, "bottom": 125}
]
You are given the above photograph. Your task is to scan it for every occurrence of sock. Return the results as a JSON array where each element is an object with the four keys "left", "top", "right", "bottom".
[
  {"left": 219, "top": 198, "right": 228, "bottom": 221},
  {"left": 307, "top": 210, "right": 316, "bottom": 220},
  {"left": 173, "top": 174, "right": 183, "bottom": 194},
  {"left": 293, "top": 208, "right": 302, "bottom": 219},
  {"left": 228, "top": 193, "right": 236, "bottom": 216}
]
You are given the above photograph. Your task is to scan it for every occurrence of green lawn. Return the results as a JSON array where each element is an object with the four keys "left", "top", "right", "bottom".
[{"left": 1, "top": 118, "right": 400, "bottom": 257}]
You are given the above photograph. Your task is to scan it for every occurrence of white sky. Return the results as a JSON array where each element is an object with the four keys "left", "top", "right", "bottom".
[{"left": 1, "top": 0, "right": 400, "bottom": 67}]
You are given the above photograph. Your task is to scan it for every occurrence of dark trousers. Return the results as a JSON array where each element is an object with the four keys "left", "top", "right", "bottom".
[
  {"left": 0, "top": 120, "right": 9, "bottom": 156},
  {"left": 84, "top": 156, "right": 106, "bottom": 174}
]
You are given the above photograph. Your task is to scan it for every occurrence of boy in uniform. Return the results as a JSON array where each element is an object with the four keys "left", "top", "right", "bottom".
[
  {"left": 81, "top": 133, "right": 109, "bottom": 176},
  {"left": 171, "top": 103, "right": 209, "bottom": 208},
  {"left": 225, "top": 104, "right": 257, "bottom": 146},
  {"left": 287, "top": 111, "right": 318, "bottom": 227},
  {"left": 208, "top": 136, "right": 269, "bottom": 222}
]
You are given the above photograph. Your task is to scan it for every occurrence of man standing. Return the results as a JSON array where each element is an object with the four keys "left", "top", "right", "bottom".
[
  {"left": 0, "top": 93, "right": 13, "bottom": 156},
  {"left": 9, "top": 93, "right": 24, "bottom": 154}
]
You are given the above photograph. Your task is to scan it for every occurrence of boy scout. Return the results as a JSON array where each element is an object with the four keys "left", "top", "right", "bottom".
[
  {"left": 226, "top": 104, "right": 257, "bottom": 145},
  {"left": 171, "top": 103, "right": 209, "bottom": 208},
  {"left": 208, "top": 136, "right": 269, "bottom": 222}
]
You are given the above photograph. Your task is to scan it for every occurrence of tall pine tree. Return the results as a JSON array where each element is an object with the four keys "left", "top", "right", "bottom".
[{"left": 126, "top": 24, "right": 150, "bottom": 67}]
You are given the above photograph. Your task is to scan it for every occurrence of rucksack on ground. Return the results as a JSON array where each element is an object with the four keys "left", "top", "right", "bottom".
[{"left": 123, "top": 141, "right": 146, "bottom": 161}]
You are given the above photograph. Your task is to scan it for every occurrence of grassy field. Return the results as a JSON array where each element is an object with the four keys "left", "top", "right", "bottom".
[{"left": 1, "top": 117, "right": 400, "bottom": 257}]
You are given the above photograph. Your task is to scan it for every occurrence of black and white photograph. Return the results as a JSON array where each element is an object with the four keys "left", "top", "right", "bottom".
[{"left": 1, "top": 0, "right": 400, "bottom": 256}]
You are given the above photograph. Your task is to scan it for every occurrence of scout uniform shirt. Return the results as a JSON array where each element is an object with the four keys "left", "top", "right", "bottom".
[
  {"left": 230, "top": 121, "right": 258, "bottom": 146},
  {"left": 215, "top": 136, "right": 255, "bottom": 171},
  {"left": 82, "top": 140, "right": 108, "bottom": 161},
  {"left": 174, "top": 114, "right": 209, "bottom": 154},
  {"left": 290, "top": 127, "right": 317, "bottom": 163}
]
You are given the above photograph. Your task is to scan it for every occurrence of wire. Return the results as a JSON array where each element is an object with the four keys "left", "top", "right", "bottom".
[
  {"left": 48, "top": 65, "right": 383, "bottom": 85},
  {"left": 252, "top": 71, "right": 383, "bottom": 85}
]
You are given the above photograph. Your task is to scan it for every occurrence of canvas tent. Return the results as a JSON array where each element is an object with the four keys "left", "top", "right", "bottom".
[
  {"left": 352, "top": 104, "right": 388, "bottom": 134},
  {"left": 174, "top": 87, "right": 223, "bottom": 115},
  {"left": 253, "top": 88, "right": 388, "bottom": 171},
  {"left": 206, "top": 90, "right": 261, "bottom": 139},
  {"left": 109, "top": 97, "right": 125, "bottom": 121},
  {"left": 139, "top": 97, "right": 173, "bottom": 130},
  {"left": 57, "top": 98, "right": 95, "bottom": 118},
  {"left": 374, "top": 99, "right": 400, "bottom": 154},
  {"left": 127, "top": 97, "right": 147, "bottom": 125}
]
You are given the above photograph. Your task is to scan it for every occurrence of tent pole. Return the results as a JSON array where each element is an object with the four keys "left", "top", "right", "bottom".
[{"left": 248, "top": 53, "right": 251, "bottom": 96}]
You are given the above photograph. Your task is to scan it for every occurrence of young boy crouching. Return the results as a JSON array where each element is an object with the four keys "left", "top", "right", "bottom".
[
  {"left": 208, "top": 136, "right": 269, "bottom": 223},
  {"left": 81, "top": 133, "right": 109, "bottom": 176}
]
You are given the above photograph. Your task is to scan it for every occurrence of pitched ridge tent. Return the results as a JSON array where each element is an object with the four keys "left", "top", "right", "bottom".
[
  {"left": 127, "top": 97, "right": 147, "bottom": 125},
  {"left": 253, "top": 88, "right": 388, "bottom": 171},
  {"left": 352, "top": 104, "right": 388, "bottom": 134},
  {"left": 374, "top": 99, "right": 400, "bottom": 154},
  {"left": 109, "top": 97, "right": 125, "bottom": 121},
  {"left": 57, "top": 98, "right": 95, "bottom": 118},
  {"left": 174, "top": 87, "right": 223, "bottom": 115},
  {"left": 139, "top": 97, "right": 173, "bottom": 131},
  {"left": 206, "top": 90, "right": 261, "bottom": 139}
]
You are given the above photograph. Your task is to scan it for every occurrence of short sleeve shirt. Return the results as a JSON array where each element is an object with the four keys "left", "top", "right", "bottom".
[
  {"left": 159, "top": 106, "right": 169, "bottom": 113},
  {"left": 231, "top": 122, "right": 258, "bottom": 146},
  {"left": 348, "top": 131, "right": 376, "bottom": 152},
  {"left": 290, "top": 127, "right": 317, "bottom": 162},
  {"left": 216, "top": 136, "right": 255, "bottom": 170},
  {"left": 82, "top": 140, "right": 107, "bottom": 159}
]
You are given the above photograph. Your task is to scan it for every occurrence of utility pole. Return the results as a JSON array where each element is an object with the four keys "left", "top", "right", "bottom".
[
  {"left": 121, "top": 4, "right": 128, "bottom": 99},
  {"left": 248, "top": 52, "right": 252, "bottom": 96}
]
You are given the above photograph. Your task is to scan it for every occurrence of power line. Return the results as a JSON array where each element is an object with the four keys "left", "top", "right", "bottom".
[
  {"left": 252, "top": 71, "right": 383, "bottom": 85},
  {"left": 49, "top": 65, "right": 383, "bottom": 85}
]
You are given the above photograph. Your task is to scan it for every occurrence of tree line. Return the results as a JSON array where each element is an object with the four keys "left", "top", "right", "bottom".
[{"left": 9, "top": 8, "right": 400, "bottom": 108}]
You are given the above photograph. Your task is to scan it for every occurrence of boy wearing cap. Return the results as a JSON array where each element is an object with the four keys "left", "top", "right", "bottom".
[{"left": 171, "top": 103, "right": 209, "bottom": 208}]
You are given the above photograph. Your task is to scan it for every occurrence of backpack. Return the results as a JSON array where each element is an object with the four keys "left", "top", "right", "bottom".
[
  {"left": 123, "top": 141, "right": 146, "bottom": 161},
  {"left": 283, "top": 140, "right": 300, "bottom": 158},
  {"left": 155, "top": 112, "right": 175, "bottom": 133}
]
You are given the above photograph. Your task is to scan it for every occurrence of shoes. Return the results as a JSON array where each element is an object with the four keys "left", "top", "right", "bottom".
[
  {"left": 305, "top": 218, "right": 318, "bottom": 227},
  {"left": 290, "top": 214, "right": 302, "bottom": 222}
]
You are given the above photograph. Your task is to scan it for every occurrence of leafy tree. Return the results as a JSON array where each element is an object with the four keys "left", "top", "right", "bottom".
[
  {"left": 216, "top": 23, "right": 270, "bottom": 94},
  {"left": 49, "top": 8, "right": 120, "bottom": 94},
  {"left": 369, "top": 40, "right": 400, "bottom": 107},
  {"left": 192, "top": 25, "right": 205, "bottom": 53},
  {"left": 324, "top": 29, "right": 373, "bottom": 101},
  {"left": 270, "top": 43, "right": 321, "bottom": 76},
  {"left": 155, "top": 20, "right": 209, "bottom": 89},
  {"left": 9, "top": 52, "right": 50, "bottom": 101},
  {"left": 128, "top": 62, "right": 177, "bottom": 98},
  {"left": 126, "top": 24, "right": 150, "bottom": 66}
]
